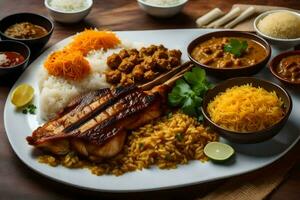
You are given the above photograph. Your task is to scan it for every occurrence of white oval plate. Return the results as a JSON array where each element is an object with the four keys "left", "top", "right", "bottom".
[{"left": 4, "top": 29, "right": 300, "bottom": 192}]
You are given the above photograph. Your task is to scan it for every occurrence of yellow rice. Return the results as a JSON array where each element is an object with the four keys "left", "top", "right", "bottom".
[{"left": 38, "top": 112, "right": 218, "bottom": 176}]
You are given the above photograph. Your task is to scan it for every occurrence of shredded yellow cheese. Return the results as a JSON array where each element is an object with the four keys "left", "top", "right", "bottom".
[{"left": 207, "top": 84, "right": 285, "bottom": 132}]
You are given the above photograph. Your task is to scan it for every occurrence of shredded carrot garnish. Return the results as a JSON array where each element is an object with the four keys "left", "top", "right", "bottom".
[
  {"left": 67, "top": 29, "right": 121, "bottom": 56},
  {"left": 44, "top": 50, "right": 91, "bottom": 81},
  {"left": 44, "top": 29, "right": 121, "bottom": 80}
]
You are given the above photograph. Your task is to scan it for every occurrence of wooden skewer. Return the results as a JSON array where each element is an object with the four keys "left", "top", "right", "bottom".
[
  {"left": 164, "top": 63, "right": 194, "bottom": 87},
  {"left": 140, "top": 61, "right": 193, "bottom": 90}
]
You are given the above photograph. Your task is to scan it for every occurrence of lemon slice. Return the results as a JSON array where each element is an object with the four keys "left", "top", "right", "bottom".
[
  {"left": 204, "top": 142, "right": 234, "bottom": 161},
  {"left": 11, "top": 84, "right": 34, "bottom": 108}
]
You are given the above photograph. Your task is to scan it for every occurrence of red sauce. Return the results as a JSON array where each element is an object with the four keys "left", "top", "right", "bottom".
[{"left": 0, "top": 51, "right": 25, "bottom": 67}]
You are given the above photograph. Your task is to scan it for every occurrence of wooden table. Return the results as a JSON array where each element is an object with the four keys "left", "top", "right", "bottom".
[{"left": 1, "top": 0, "right": 300, "bottom": 199}]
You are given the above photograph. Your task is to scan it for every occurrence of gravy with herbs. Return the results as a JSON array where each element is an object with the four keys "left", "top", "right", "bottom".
[{"left": 191, "top": 37, "right": 267, "bottom": 68}]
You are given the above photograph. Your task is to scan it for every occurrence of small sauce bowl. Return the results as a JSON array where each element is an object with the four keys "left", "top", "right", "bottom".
[
  {"left": 269, "top": 50, "right": 300, "bottom": 86},
  {"left": 201, "top": 77, "right": 292, "bottom": 144},
  {"left": 0, "top": 40, "right": 30, "bottom": 76}
]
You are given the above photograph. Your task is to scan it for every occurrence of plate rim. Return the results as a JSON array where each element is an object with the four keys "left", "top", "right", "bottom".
[{"left": 3, "top": 28, "right": 300, "bottom": 192}]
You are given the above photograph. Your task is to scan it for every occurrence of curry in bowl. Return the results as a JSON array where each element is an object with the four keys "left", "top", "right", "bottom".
[
  {"left": 187, "top": 31, "right": 271, "bottom": 78},
  {"left": 269, "top": 50, "right": 300, "bottom": 85},
  {"left": 191, "top": 37, "right": 267, "bottom": 69},
  {"left": 275, "top": 54, "right": 300, "bottom": 83},
  {"left": 4, "top": 22, "right": 48, "bottom": 40}
]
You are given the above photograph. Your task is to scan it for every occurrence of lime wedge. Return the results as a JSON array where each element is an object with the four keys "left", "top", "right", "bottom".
[
  {"left": 204, "top": 142, "right": 234, "bottom": 161},
  {"left": 11, "top": 84, "right": 34, "bottom": 108}
]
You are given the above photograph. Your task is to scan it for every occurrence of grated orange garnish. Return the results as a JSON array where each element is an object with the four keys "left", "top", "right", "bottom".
[
  {"left": 44, "top": 49, "right": 91, "bottom": 81},
  {"left": 44, "top": 29, "right": 121, "bottom": 80},
  {"left": 67, "top": 29, "right": 121, "bottom": 56}
]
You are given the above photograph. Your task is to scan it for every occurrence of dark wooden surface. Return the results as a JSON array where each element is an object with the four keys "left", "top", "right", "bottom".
[{"left": 1, "top": 0, "right": 300, "bottom": 199}]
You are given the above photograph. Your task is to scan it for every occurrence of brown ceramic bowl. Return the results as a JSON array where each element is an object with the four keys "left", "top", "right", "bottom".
[
  {"left": 187, "top": 31, "right": 271, "bottom": 78},
  {"left": 201, "top": 77, "right": 292, "bottom": 144},
  {"left": 269, "top": 50, "right": 300, "bottom": 86}
]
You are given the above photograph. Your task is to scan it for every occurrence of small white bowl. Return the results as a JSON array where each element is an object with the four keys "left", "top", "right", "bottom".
[
  {"left": 137, "top": 0, "right": 188, "bottom": 18},
  {"left": 254, "top": 10, "right": 300, "bottom": 50},
  {"left": 45, "top": 0, "right": 93, "bottom": 23}
]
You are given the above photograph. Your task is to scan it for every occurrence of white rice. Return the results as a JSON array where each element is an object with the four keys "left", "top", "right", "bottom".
[
  {"left": 143, "top": 0, "right": 182, "bottom": 6},
  {"left": 39, "top": 41, "right": 142, "bottom": 120},
  {"left": 48, "top": 0, "right": 88, "bottom": 12}
]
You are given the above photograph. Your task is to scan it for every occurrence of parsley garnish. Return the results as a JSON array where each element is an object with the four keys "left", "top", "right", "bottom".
[
  {"left": 168, "top": 67, "right": 212, "bottom": 120},
  {"left": 167, "top": 111, "right": 173, "bottom": 119},
  {"left": 224, "top": 39, "right": 248, "bottom": 57},
  {"left": 165, "top": 154, "right": 171, "bottom": 161},
  {"left": 138, "top": 143, "right": 144, "bottom": 150},
  {"left": 22, "top": 104, "right": 37, "bottom": 115},
  {"left": 175, "top": 133, "right": 183, "bottom": 142},
  {"left": 197, "top": 115, "right": 204, "bottom": 123}
]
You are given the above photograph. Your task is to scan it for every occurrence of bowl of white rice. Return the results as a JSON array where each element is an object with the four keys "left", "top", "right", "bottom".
[
  {"left": 137, "top": 0, "right": 188, "bottom": 18},
  {"left": 254, "top": 10, "right": 300, "bottom": 50},
  {"left": 45, "top": 0, "right": 93, "bottom": 23}
]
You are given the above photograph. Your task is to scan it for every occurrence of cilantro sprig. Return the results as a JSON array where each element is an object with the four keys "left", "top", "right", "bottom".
[
  {"left": 168, "top": 67, "right": 213, "bottom": 121},
  {"left": 22, "top": 104, "right": 37, "bottom": 115},
  {"left": 224, "top": 39, "right": 248, "bottom": 57},
  {"left": 175, "top": 133, "right": 183, "bottom": 142}
]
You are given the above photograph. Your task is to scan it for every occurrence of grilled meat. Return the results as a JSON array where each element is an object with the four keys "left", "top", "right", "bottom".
[
  {"left": 27, "top": 61, "right": 193, "bottom": 161},
  {"left": 27, "top": 85, "right": 166, "bottom": 161},
  {"left": 27, "top": 86, "right": 135, "bottom": 145}
]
